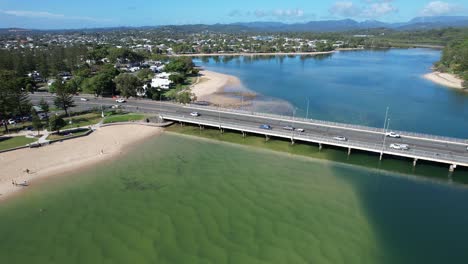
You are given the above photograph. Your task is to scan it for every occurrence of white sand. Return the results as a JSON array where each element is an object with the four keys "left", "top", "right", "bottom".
[
  {"left": 424, "top": 71, "right": 465, "bottom": 89},
  {"left": 191, "top": 70, "right": 249, "bottom": 106},
  {"left": 0, "top": 125, "right": 162, "bottom": 200}
]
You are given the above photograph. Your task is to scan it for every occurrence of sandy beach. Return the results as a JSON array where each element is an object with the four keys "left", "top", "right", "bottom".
[
  {"left": 191, "top": 70, "right": 254, "bottom": 107},
  {"left": 0, "top": 125, "right": 162, "bottom": 200},
  {"left": 424, "top": 71, "right": 465, "bottom": 89}
]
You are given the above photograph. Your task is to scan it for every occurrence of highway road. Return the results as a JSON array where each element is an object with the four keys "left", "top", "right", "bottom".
[{"left": 30, "top": 93, "right": 468, "bottom": 167}]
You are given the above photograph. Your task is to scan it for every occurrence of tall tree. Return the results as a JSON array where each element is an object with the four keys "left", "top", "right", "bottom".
[
  {"left": 0, "top": 71, "right": 30, "bottom": 133},
  {"left": 54, "top": 81, "right": 75, "bottom": 117},
  {"left": 31, "top": 109, "right": 42, "bottom": 136},
  {"left": 114, "top": 74, "right": 141, "bottom": 98},
  {"left": 49, "top": 115, "right": 66, "bottom": 133},
  {"left": 39, "top": 98, "right": 50, "bottom": 122}
]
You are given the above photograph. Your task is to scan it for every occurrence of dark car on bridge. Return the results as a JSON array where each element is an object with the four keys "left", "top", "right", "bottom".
[{"left": 259, "top": 124, "right": 272, "bottom": 130}]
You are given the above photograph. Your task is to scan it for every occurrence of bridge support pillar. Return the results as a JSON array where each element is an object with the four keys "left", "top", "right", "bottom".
[
  {"left": 319, "top": 143, "right": 323, "bottom": 151},
  {"left": 413, "top": 158, "right": 418, "bottom": 167},
  {"left": 291, "top": 138, "right": 295, "bottom": 145},
  {"left": 379, "top": 152, "right": 383, "bottom": 161},
  {"left": 348, "top": 148, "right": 352, "bottom": 156},
  {"left": 449, "top": 164, "right": 457, "bottom": 172},
  {"left": 242, "top": 131, "right": 246, "bottom": 138},
  {"left": 265, "top": 135, "right": 270, "bottom": 142}
]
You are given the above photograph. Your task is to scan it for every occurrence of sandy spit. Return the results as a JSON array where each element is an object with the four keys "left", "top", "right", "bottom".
[
  {"left": 424, "top": 71, "right": 465, "bottom": 89},
  {"left": 0, "top": 125, "right": 162, "bottom": 201},
  {"left": 191, "top": 70, "right": 252, "bottom": 107}
]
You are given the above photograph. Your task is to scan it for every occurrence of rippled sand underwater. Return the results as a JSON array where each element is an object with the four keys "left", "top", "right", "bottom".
[{"left": 1, "top": 134, "right": 467, "bottom": 263}]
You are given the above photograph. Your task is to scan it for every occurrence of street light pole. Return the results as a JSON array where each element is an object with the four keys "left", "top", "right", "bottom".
[
  {"left": 383, "top": 106, "right": 389, "bottom": 134},
  {"left": 382, "top": 118, "right": 390, "bottom": 152}
]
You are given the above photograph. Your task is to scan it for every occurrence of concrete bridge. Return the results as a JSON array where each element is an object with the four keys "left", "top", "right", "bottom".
[
  {"left": 158, "top": 104, "right": 468, "bottom": 171},
  {"left": 30, "top": 94, "right": 468, "bottom": 171}
]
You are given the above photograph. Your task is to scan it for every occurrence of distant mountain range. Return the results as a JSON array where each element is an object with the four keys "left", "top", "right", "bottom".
[
  {"left": 230, "top": 16, "right": 468, "bottom": 32},
  {"left": 1, "top": 16, "right": 467, "bottom": 33}
]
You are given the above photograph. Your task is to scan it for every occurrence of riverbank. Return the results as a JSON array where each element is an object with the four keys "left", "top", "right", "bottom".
[
  {"left": 175, "top": 51, "right": 335, "bottom": 57},
  {"left": 424, "top": 71, "right": 465, "bottom": 89},
  {"left": 0, "top": 125, "right": 162, "bottom": 200},
  {"left": 191, "top": 70, "right": 255, "bottom": 107}
]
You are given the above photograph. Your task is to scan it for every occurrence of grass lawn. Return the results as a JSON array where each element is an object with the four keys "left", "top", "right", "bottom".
[
  {"left": 103, "top": 113, "right": 145, "bottom": 124},
  {"left": 46, "top": 129, "right": 90, "bottom": 141},
  {"left": 62, "top": 113, "right": 103, "bottom": 130},
  {"left": 0, "top": 136, "right": 37, "bottom": 151},
  {"left": 0, "top": 122, "right": 33, "bottom": 135}
]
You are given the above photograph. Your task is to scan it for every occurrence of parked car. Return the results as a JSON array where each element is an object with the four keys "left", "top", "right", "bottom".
[
  {"left": 333, "top": 136, "right": 347, "bottom": 141},
  {"left": 390, "top": 143, "right": 410, "bottom": 150},
  {"left": 259, "top": 124, "right": 272, "bottom": 130},
  {"left": 282, "top": 126, "right": 294, "bottom": 131},
  {"left": 80, "top": 98, "right": 89, "bottom": 102},
  {"left": 385, "top": 132, "right": 401, "bottom": 138},
  {"left": 8, "top": 119, "right": 16, "bottom": 125},
  {"left": 116, "top": 98, "right": 126, "bottom": 103},
  {"left": 190, "top": 112, "right": 200, "bottom": 117}
]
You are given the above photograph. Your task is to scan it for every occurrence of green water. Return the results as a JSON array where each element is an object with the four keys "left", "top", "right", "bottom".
[{"left": 1, "top": 134, "right": 468, "bottom": 263}]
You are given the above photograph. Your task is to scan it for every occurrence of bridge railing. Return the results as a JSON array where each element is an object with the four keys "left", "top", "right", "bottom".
[
  {"left": 172, "top": 102, "right": 468, "bottom": 145},
  {"left": 162, "top": 114, "right": 468, "bottom": 166}
]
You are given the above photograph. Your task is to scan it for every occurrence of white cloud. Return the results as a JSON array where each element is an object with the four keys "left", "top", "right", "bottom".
[
  {"left": 362, "top": 2, "right": 398, "bottom": 17},
  {"left": 0, "top": 9, "right": 111, "bottom": 22},
  {"left": 329, "top": 2, "right": 361, "bottom": 17},
  {"left": 329, "top": 1, "right": 397, "bottom": 18},
  {"left": 420, "top": 1, "right": 461, "bottom": 16},
  {"left": 228, "top": 8, "right": 307, "bottom": 19}
]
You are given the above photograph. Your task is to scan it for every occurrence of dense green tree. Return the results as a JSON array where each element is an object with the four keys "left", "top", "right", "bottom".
[
  {"left": 176, "top": 91, "right": 195, "bottom": 104},
  {"left": 0, "top": 71, "right": 31, "bottom": 133},
  {"left": 137, "top": 68, "right": 155, "bottom": 82},
  {"left": 31, "top": 109, "right": 42, "bottom": 135},
  {"left": 54, "top": 81, "right": 75, "bottom": 117},
  {"left": 39, "top": 98, "right": 50, "bottom": 122},
  {"left": 49, "top": 115, "right": 66, "bottom": 133},
  {"left": 108, "top": 48, "right": 145, "bottom": 63},
  {"left": 169, "top": 73, "right": 185, "bottom": 85},
  {"left": 165, "top": 57, "right": 196, "bottom": 75},
  {"left": 114, "top": 73, "right": 142, "bottom": 98}
]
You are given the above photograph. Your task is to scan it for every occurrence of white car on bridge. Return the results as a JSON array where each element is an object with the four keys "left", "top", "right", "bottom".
[
  {"left": 389, "top": 143, "right": 409, "bottom": 150},
  {"left": 190, "top": 112, "right": 200, "bottom": 117},
  {"left": 333, "top": 136, "right": 347, "bottom": 141},
  {"left": 116, "top": 98, "right": 126, "bottom": 103},
  {"left": 385, "top": 132, "right": 401, "bottom": 138}
]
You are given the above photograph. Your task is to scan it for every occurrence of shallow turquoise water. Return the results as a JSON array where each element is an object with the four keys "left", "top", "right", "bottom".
[
  {"left": 196, "top": 49, "right": 468, "bottom": 138},
  {"left": 1, "top": 134, "right": 468, "bottom": 263}
]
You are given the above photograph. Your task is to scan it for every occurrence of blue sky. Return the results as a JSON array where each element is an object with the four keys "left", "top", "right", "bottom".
[{"left": 0, "top": 0, "right": 467, "bottom": 29}]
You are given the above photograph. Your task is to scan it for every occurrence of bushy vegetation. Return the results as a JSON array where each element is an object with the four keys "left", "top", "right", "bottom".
[{"left": 435, "top": 38, "right": 468, "bottom": 88}]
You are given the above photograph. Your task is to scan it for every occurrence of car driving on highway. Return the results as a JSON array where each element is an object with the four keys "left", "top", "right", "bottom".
[
  {"left": 259, "top": 124, "right": 272, "bottom": 130},
  {"left": 80, "top": 98, "right": 89, "bottom": 101},
  {"left": 282, "top": 126, "right": 294, "bottom": 131},
  {"left": 385, "top": 132, "right": 401, "bottom": 138},
  {"left": 296, "top": 128, "right": 305, "bottom": 132},
  {"left": 389, "top": 143, "right": 409, "bottom": 150},
  {"left": 333, "top": 136, "right": 347, "bottom": 141},
  {"left": 190, "top": 112, "right": 200, "bottom": 117},
  {"left": 116, "top": 98, "right": 126, "bottom": 103}
]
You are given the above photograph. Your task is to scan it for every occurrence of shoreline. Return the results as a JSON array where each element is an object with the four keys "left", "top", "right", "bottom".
[
  {"left": 424, "top": 71, "right": 465, "bottom": 89},
  {"left": 175, "top": 51, "right": 335, "bottom": 57},
  {"left": 0, "top": 125, "right": 163, "bottom": 201},
  {"left": 191, "top": 69, "right": 254, "bottom": 107}
]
